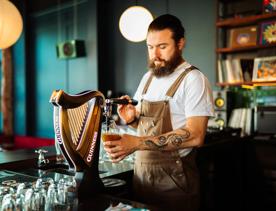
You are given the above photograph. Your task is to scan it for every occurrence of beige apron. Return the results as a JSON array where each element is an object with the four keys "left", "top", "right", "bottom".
[{"left": 133, "top": 66, "right": 200, "bottom": 211}]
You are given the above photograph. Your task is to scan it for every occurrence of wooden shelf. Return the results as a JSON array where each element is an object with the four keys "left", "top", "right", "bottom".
[
  {"left": 216, "top": 80, "right": 276, "bottom": 87},
  {"left": 216, "top": 82, "right": 250, "bottom": 87},
  {"left": 216, "top": 1, "right": 276, "bottom": 89},
  {"left": 216, "top": 43, "right": 276, "bottom": 53},
  {"left": 216, "top": 12, "right": 276, "bottom": 27}
]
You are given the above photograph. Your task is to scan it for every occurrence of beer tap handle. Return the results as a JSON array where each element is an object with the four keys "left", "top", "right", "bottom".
[{"left": 106, "top": 98, "right": 138, "bottom": 106}]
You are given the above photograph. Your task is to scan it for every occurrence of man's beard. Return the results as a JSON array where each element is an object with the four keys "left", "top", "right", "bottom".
[{"left": 148, "top": 50, "right": 183, "bottom": 78}]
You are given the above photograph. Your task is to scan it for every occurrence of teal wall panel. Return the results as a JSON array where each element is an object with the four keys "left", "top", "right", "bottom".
[
  {"left": 172, "top": 0, "right": 216, "bottom": 86},
  {"left": 31, "top": 0, "right": 98, "bottom": 138},
  {"left": 67, "top": 2, "right": 99, "bottom": 94},
  {"left": 13, "top": 34, "right": 26, "bottom": 135},
  {"left": 34, "top": 13, "right": 67, "bottom": 138}
]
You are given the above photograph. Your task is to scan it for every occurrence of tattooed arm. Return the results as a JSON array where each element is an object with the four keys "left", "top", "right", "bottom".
[
  {"left": 142, "top": 116, "right": 208, "bottom": 151},
  {"left": 103, "top": 116, "right": 208, "bottom": 162}
]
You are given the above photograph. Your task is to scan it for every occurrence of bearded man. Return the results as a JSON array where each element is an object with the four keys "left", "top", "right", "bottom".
[{"left": 104, "top": 14, "right": 214, "bottom": 211}]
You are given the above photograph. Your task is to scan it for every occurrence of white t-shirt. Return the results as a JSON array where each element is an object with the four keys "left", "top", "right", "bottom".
[{"left": 133, "top": 61, "right": 215, "bottom": 156}]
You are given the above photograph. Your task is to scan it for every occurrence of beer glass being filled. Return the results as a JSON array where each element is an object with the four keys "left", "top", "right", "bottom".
[{"left": 101, "top": 120, "right": 121, "bottom": 142}]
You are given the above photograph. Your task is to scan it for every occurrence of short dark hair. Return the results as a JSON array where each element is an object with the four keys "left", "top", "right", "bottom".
[{"left": 148, "top": 14, "right": 185, "bottom": 43}]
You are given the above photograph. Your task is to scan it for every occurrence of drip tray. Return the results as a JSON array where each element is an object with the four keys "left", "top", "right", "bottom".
[
  {"left": 102, "top": 178, "right": 127, "bottom": 196},
  {"left": 102, "top": 178, "right": 126, "bottom": 187}
]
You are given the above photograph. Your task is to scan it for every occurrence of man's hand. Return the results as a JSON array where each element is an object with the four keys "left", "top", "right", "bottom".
[
  {"left": 117, "top": 95, "right": 137, "bottom": 124},
  {"left": 103, "top": 134, "right": 140, "bottom": 163}
]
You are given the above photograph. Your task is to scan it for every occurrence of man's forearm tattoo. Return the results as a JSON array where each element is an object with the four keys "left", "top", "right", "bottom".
[
  {"left": 144, "top": 140, "right": 168, "bottom": 149},
  {"left": 179, "top": 128, "right": 190, "bottom": 138},
  {"left": 158, "top": 136, "right": 167, "bottom": 145},
  {"left": 144, "top": 128, "right": 191, "bottom": 150}
]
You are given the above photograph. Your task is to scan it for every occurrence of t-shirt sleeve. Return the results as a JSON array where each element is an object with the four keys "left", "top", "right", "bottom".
[{"left": 183, "top": 70, "right": 215, "bottom": 118}]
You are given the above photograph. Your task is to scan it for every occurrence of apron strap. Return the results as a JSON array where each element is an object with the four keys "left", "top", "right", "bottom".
[
  {"left": 166, "top": 66, "right": 198, "bottom": 98},
  {"left": 142, "top": 74, "right": 154, "bottom": 95}
]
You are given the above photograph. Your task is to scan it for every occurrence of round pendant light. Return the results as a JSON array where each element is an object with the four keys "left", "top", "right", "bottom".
[
  {"left": 119, "top": 6, "right": 153, "bottom": 42},
  {"left": 0, "top": 0, "right": 23, "bottom": 49}
]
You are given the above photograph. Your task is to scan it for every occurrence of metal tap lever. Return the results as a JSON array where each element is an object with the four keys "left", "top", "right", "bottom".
[
  {"left": 106, "top": 98, "right": 138, "bottom": 106},
  {"left": 104, "top": 98, "right": 138, "bottom": 118},
  {"left": 103, "top": 98, "right": 137, "bottom": 131},
  {"left": 35, "top": 149, "right": 49, "bottom": 168}
]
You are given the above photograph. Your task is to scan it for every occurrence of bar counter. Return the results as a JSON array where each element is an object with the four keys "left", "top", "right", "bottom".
[
  {"left": 0, "top": 146, "right": 133, "bottom": 176},
  {"left": 0, "top": 129, "right": 241, "bottom": 211},
  {"left": 0, "top": 145, "right": 155, "bottom": 210},
  {"left": 3, "top": 129, "right": 269, "bottom": 210}
]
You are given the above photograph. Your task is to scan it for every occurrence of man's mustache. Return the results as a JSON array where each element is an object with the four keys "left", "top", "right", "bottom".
[{"left": 152, "top": 58, "right": 165, "bottom": 62}]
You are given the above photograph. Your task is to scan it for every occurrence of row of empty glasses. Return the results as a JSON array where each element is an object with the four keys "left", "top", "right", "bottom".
[{"left": 0, "top": 174, "right": 77, "bottom": 211}]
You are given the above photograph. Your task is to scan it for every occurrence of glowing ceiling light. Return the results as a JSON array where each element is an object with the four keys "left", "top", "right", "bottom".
[
  {"left": 0, "top": 0, "right": 23, "bottom": 49},
  {"left": 119, "top": 6, "right": 153, "bottom": 42}
]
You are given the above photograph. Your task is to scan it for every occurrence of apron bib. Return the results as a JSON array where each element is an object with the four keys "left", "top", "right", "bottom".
[{"left": 133, "top": 66, "right": 200, "bottom": 210}]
